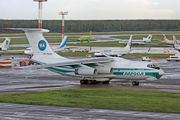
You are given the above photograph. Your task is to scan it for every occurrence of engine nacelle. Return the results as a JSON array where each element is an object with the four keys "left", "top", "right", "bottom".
[
  {"left": 95, "top": 66, "right": 114, "bottom": 74},
  {"left": 74, "top": 67, "right": 97, "bottom": 76}
]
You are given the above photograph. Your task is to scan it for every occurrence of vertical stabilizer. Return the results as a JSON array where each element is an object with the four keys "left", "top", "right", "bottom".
[
  {"left": 24, "top": 29, "right": 57, "bottom": 56},
  {"left": 163, "top": 34, "right": 168, "bottom": 41},
  {"left": 173, "top": 35, "right": 178, "bottom": 46},
  {"left": 89, "top": 31, "right": 92, "bottom": 37},
  {"left": 58, "top": 36, "right": 67, "bottom": 49},
  {"left": 2, "top": 38, "right": 11, "bottom": 49},
  {"left": 147, "top": 34, "right": 152, "bottom": 40},
  {"left": 124, "top": 35, "right": 132, "bottom": 49},
  {"left": 4, "top": 28, "right": 71, "bottom": 64},
  {"left": 5, "top": 28, "right": 69, "bottom": 62}
]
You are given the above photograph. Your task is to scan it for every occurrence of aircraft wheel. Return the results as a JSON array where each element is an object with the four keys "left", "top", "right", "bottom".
[
  {"left": 80, "top": 80, "right": 88, "bottom": 84},
  {"left": 88, "top": 80, "right": 95, "bottom": 84},
  {"left": 132, "top": 81, "right": 139, "bottom": 86},
  {"left": 87, "top": 80, "right": 97, "bottom": 84},
  {"left": 92, "top": 80, "right": 97, "bottom": 84},
  {"left": 102, "top": 81, "right": 110, "bottom": 84}
]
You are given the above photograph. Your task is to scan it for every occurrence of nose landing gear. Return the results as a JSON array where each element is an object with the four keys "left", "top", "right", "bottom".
[{"left": 132, "top": 80, "right": 139, "bottom": 86}]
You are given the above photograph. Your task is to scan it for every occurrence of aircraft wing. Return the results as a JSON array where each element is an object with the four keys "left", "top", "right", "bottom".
[{"left": 14, "top": 57, "right": 114, "bottom": 69}]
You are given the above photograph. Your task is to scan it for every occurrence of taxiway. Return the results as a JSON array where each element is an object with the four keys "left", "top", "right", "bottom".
[{"left": 0, "top": 55, "right": 179, "bottom": 120}]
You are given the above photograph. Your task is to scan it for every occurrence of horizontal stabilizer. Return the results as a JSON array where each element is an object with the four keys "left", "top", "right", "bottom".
[{"left": 3, "top": 28, "right": 49, "bottom": 33}]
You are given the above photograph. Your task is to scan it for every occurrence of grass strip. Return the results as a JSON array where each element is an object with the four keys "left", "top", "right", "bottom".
[
  {"left": 0, "top": 89, "right": 179, "bottom": 113},
  {"left": 125, "top": 53, "right": 170, "bottom": 58},
  {"left": 58, "top": 52, "right": 93, "bottom": 56},
  {"left": 9, "top": 47, "right": 27, "bottom": 50}
]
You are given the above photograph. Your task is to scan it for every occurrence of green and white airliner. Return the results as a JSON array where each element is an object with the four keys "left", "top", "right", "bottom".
[{"left": 77, "top": 31, "right": 92, "bottom": 42}]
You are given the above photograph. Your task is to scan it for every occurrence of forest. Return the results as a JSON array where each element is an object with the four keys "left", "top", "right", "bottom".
[{"left": 0, "top": 19, "right": 180, "bottom": 33}]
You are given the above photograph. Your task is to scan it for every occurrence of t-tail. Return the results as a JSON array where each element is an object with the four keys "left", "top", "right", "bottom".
[
  {"left": 3, "top": 28, "right": 68, "bottom": 64},
  {"left": 124, "top": 35, "right": 132, "bottom": 50}
]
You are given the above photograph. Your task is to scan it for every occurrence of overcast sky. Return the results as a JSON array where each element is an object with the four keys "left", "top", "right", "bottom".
[{"left": 1, "top": 0, "right": 180, "bottom": 20}]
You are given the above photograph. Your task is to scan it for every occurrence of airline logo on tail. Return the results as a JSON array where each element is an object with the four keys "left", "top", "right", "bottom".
[
  {"left": 58, "top": 36, "right": 67, "bottom": 49},
  {"left": 38, "top": 40, "right": 46, "bottom": 51},
  {"left": 148, "top": 35, "right": 152, "bottom": 39},
  {"left": 173, "top": 36, "right": 176, "bottom": 46},
  {"left": 163, "top": 34, "right": 166, "bottom": 41},
  {"left": 6, "top": 40, "right": 9, "bottom": 45},
  {"left": 89, "top": 31, "right": 92, "bottom": 36},
  {"left": 173, "top": 35, "right": 178, "bottom": 46}
]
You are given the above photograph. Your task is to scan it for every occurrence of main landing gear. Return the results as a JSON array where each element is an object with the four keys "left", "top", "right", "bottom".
[
  {"left": 80, "top": 80, "right": 110, "bottom": 85},
  {"left": 132, "top": 80, "right": 139, "bottom": 86}
]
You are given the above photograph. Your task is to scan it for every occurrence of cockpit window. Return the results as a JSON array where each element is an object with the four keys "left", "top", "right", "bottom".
[
  {"left": 95, "top": 51, "right": 100, "bottom": 53},
  {"left": 147, "top": 64, "right": 160, "bottom": 69}
]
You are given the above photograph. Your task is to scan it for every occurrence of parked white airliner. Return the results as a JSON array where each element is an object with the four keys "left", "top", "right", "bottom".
[
  {"left": 119, "top": 34, "right": 152, "bottom": 45},
  {"left": 6, "top": 28, "right": 164, "bottom": 86},
  {"left": 94, "top": 35, "right": 132, "bottom": 57}
]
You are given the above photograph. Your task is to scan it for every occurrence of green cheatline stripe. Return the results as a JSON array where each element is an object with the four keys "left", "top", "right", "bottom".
[
  {"left": 58, "top": 66, "right": 75, "bottom": 69},
  {"left": 48, "top": 67, "right": 74, "bottom": 73},
  {"left": 145, "top": 72, "right": 162, "bottom": 79},
  {"left": 31, "top": 59, "right": 45, "bottom": 65},
  {"left": 113, "top": 72, "right": 124, "bottom": 75}
]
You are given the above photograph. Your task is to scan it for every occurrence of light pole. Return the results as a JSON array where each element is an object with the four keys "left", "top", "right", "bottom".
[
  {"left": 59, "top": 11, "right": 68, "bottom": 40},
  {"left": 34, "top": 0, "right": 47, "bottom": 29}
]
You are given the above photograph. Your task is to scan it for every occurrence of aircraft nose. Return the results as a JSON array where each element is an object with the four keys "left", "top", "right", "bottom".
[{"left": 159, "top": 69, "right": 164, "bottom": 75}]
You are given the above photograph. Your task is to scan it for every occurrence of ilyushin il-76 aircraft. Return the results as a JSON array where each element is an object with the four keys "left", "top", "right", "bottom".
[{"left": 5, "top": 28, "right": 164, "bottom": 86}]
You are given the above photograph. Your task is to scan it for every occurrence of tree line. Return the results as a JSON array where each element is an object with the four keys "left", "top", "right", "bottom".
[{"left": 0, "top": 19, "right": 180, "bottom": 33}]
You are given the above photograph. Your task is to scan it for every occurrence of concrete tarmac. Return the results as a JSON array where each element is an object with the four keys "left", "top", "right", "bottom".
[
  {"left": 0, "top": 55, "right": 180, "bottom": 120},
  {"left": 0, "top": 103, "right": 179, "bottom": 120}
]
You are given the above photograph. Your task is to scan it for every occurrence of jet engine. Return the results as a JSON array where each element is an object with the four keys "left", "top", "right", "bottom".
[
  {"left": 74, "top": 67, "right": 97, "bottom": 76},
  {"left": 95, "top": 66, "right": 114, "bottom": 74}
]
